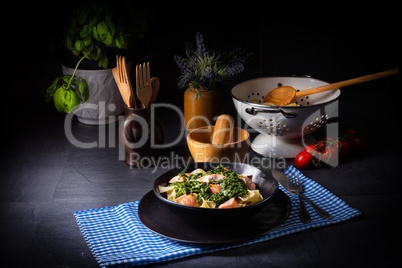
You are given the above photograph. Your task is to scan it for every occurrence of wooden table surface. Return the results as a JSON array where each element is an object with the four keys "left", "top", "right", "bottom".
[{"left": 1, "top": 85, "right": 401, "bottom": 267}]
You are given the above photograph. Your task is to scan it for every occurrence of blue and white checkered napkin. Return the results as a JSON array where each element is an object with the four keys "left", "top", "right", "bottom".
[{"left": 74, "top": 165, "right": 361, "bottom": 267}]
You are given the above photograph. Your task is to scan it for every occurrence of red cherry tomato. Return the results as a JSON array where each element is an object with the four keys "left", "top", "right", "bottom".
[
  {"left": 336, "top": 140, "right": 351, "bottom": 157},
  {"left": 320, "top": 136, "right": 335, "bottom": 142},
  {"left": 320, "top": 146, "right": 338, "bottom": 166},
  {"left": 321, "top": 146, "right": 337, "bottom": 161},
  {"left": 304, "top": 145, "right": 318, "bottom": 155},
  {"left": 315, "top": 141, "right": 328, "bottom": 150},
  {"left": 295, "top": 151, "right": 313, "bottom": 169},
  {"left": 348, "top": 136, "right": 363, "bottom": 154},
  {"left": 343, "top": 128, "right": 357, "bottom": 137}
]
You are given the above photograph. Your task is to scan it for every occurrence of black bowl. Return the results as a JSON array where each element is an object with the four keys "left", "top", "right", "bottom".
[{"left": 153, "top": 162, "right": 279, "bottom": 224}]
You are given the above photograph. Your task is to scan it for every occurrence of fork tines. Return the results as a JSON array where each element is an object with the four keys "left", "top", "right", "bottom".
[{"left": 135, "top": 62, "right": 152, "bottom": 108}]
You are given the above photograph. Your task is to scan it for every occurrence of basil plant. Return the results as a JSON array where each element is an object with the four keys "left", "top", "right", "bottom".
[{"left": 46, "top": 0, "right": 146, "bottom": 113}]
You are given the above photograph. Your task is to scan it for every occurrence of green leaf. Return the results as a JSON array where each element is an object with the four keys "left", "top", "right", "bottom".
[
  {"left": 53, "top": 87, "right": 81, "bottom": 113},
  {"left": 61, "top": 75, "right": 78, "bottom": 85},
  {"left": 65, "top": 35, "right": 73, "bottom": 51},
  {"left": 116, "top": 31, "right": 129, "bottom": 49},
  {"left": 97, "top": 21, "right": 113, "bottom": 46},
  {"left": 78, "top": 79, "right": 89, "bottom": 102},
  {"left": 105, "top": 17, "right": 116, "bottom": 36},
  {"left": 79, "top": 25, "right": 92, "bottom": 39},
  {"left": 83, "top": 38, "right": 92, "bottom": 47},
  {"left": 98, "top": 54, "right": 109, "bottom": 69},
  {"left": 72, "top": 48, "right": 80, "bottom": 56},
  {"left": 75, "top": 5, "right": 90, "bottom": 25},
  {"left": 74, "top": 40, "right": 84, "bottom": 51},
  {"left": 62, "top": 75, "right": 71, "bottom": 84},
  {"left": 45, "top": 77, "right": 61, "bottom": 102},
  {"left": 93, "top": 26, "right": 101, "bottom": 41}
]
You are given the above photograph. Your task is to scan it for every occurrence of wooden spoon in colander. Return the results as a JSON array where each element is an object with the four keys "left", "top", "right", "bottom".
[{"left": 264, "top": 68, "right": 399, "bottom": 106}]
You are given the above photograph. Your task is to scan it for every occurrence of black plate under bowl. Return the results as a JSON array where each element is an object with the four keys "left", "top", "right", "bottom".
[
  {"left": 153, "top": 162, "right": 279, "bottom": 224},
  {"left": 138, "top": 189, "right": 291, "bottom": 244}
]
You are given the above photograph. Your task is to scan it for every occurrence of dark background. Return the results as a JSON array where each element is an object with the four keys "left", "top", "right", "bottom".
[
  {"left": 1, "top": 2, "right": 401, "bottom": 267},
  {"left": 4, "top": 5, "right": 399, "bottom": 105}
]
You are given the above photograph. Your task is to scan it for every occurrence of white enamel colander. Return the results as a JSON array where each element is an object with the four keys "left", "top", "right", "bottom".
[{"left": 231, "top": 77, "right": 341, "bottom": 158}]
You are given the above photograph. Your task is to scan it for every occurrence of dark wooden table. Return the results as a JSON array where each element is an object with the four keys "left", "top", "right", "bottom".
[{"left": 1, "top": 83, "right": 401, "bottom": 267}]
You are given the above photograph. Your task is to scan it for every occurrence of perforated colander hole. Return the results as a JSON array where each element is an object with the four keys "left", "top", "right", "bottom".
[
  {"left": 248, "top": 92, "right": 263, "bottom": 103},
  {"left": 305, "top": 96, "right": 310, "bottom": 105}
]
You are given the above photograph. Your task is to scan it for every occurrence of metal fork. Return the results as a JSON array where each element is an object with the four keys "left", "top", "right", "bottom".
[
  {"left": 288, "top": 174, "right": 311, "bottom": 223},
  {"left": 288, "top": 174, "right": 333, "bottom": 223}
]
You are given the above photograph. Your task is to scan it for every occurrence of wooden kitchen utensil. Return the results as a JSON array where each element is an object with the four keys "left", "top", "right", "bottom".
[
  {"left": 264, "top": 68, "right": 399, "bottom": 106},
  {"left": 114, "top": 55, "right": 133, "bottom": 108},
  {"left": 150, "top": 77, "right": 160, "bottom": 104},
  {"left": 212, "top": 114, "right": 235, "bottom": 145},
  {"left": 187, "top": 125, "right": 250, "bottom": 162},
  {"left": 136, "top": 62, "right": 153, "bottom": 108},
  {"left": 122, "top": 56, "right": 138, "bottom": 108}
]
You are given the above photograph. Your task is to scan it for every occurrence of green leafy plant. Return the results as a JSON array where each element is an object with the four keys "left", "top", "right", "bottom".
[
  {"left": 46, "top": 0, "right": 147, "bottom": 113},
  {"left": 45, "top": 57, "right": 89, "bottom": 113}
]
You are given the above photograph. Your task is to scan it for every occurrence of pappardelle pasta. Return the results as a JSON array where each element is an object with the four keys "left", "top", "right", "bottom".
[{"left": 159, "top": 165, "right": 263, "bottom": 209}]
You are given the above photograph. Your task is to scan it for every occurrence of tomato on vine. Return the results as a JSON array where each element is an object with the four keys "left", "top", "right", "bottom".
[
  {"left": 295, "top": 151, "right": 313, "bottom": 168},
  {"left": 294, "top": 127, "right": 363, "bottom": 169}
]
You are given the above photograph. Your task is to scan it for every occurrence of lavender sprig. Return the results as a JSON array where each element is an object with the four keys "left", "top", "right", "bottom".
[{"left": 174, "top": 32, "right": 252, "bottom": 91}]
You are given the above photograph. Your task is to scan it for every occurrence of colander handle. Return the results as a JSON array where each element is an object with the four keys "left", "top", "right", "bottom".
[{"left": 245, "top": 107, "right": 296, "bottom": 118}]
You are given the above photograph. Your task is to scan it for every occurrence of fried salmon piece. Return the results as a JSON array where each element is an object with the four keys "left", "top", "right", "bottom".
[
  {"left": 176, "top": 193, "right": 199, "bottom": 207},
  {"left": 241, "top": 175, "right": 256, "bottom": 190},
  {"left": 169, "top": 173, "right": 189, "bottom": 183},
  {"left": 218, "top": 197, "right": 240, "bottom": 209},
  {"left": 199, "top": 174, "right": 226, "bottom": 183},
  {"left": 209, "top": 184, "right": 221, "bottom": 194}
]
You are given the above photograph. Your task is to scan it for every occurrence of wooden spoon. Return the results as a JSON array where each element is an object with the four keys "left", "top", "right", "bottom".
[
  {"left": 212, "top": 114, "right": 235, "bottom": 145},
  {"left": 264, "top": 68, "right": 399, "bottom": 106},
  {"left": 150, "top": 77, "right": 160, "bottom": 104}
]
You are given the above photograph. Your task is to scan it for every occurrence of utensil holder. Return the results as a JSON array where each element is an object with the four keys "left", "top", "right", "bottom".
[{"left": 121, "top": 105, "right": 164, "bottom": 167}]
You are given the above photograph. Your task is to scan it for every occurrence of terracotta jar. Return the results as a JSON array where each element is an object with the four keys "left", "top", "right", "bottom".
[
  {"left": 121, "top": 105, "right": 164, "bottom": 167},
  {"left": 184, "top": 88, "right": 221, "bottom": 131}
]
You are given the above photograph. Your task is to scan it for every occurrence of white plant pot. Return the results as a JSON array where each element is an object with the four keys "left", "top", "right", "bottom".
[{"left": 61, "top": 64, "right": 126, "bottom": 125}]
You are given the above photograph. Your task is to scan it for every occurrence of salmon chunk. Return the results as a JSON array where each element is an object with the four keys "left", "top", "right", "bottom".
[
  {"left": 176, "top": 193, "right": 199, "bottom": 207},
  {"left": 209, "top": 184, "right": 221, "bottom": 194},
  {"left": 218, "top": 197, "right": 240, "bottom": 209},
  {"left": 169, "top": 173, "right": 189, "bottom": 183},
  {"left": 241, "top": 175, "right": 256, "bottom": 190},
  {"left": 199, "top": 174, "right": 226, "bottom": 183}
]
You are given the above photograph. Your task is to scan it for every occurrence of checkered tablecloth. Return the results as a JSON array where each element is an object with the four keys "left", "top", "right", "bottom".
[{"left": 74, "top": 165, "right": 361, "bottom": 267}]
